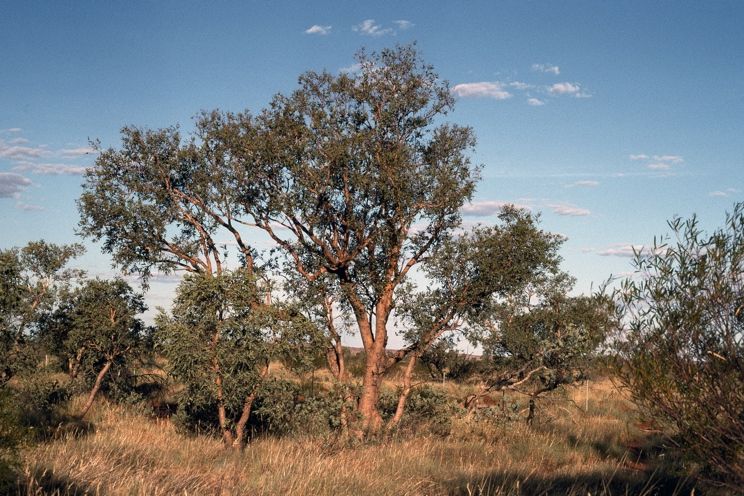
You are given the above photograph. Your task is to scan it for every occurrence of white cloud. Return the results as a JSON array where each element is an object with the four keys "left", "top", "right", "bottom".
[
  {"left": 652, "top": 154, "right": 683, "bottom": 164},
  {"left": 709, "top": 188, "right": 739, "bottom": 198},
  {"left": 0, "top": 172, "right": 32, "bottom": 198},
  {"left": 508, "top": 81, "right": 532, "bottom": 90},
  {"left": 16, "top": 202, "right": 44, "bottom": 211},
  {"left": 589, "top": 243, "right": 664, "bottom": 258},
  {"left": 0, "top": 141, "right": 49, "bottom": 160},
  {"left": 527, "top": 97, "right": 545, "bottom": 106},
  {"left": 339, "top": 62, "right": 362, "bottom": 74},
  {"left": 461, "top": 200, "right": 531, "bottom": 216},
  {"left": 13, "top": 161, "right": 88, "bottom": 175},
  {"left": 646, "top": 162, "right": 672, "bottom": 170},
  {"left": 568, "top": 180, "right": 599, "bottom": 188},
  {"left": 393, "top": 20, "right": 413, "bottom": 30},
  {"left": 531, "top": 63, "right": 560, "bottom": 75},
  {"left": 549, "top": 82, "right": 582, "bottom": 95},
  {"left": 548, "top": 203, "right": 591, "bottom": 216},
  {"left": 2, "top": 128, "right": 22, "bottom": 133},
  {"left": 629, "top": 154, "right": 648, "bottom": 161},
  {"left": 305, "top": 24, "right": 331, "bottom": 35},
  {"left": 451, "top": 82, "right": 512, "bottom": 100},
  {"left": 60, "top": 146, "right": 96, "bottom": 157},
  {"left": 353, "top": 19, "right": 393, "bottom": 37}
]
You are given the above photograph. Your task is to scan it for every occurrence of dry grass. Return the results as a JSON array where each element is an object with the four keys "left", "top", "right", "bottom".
[{"left": 15, "top": 379, "right": 697, "bottom": 495}]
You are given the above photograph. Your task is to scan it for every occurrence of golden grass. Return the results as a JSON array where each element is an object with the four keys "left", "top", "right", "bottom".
[{"left": 15, "top": 379, "right": 695, "bottom": 495}]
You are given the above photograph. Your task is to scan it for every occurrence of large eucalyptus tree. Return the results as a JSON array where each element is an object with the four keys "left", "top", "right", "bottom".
[{"left": 227, "top": 45, "right": 480, "bottom": 431}]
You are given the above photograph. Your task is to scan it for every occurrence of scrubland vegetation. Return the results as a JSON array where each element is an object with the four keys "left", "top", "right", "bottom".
[
  {"left": 8, "top": 368, "right": 701, "bottom": 495},
  {"left": 1, "top": 46, "right": 742, "bottom": 494}
]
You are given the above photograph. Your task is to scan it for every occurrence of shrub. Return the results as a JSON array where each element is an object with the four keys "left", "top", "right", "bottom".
[
  {"left": 380, "top": 386, "right": 459, "bottom": 436},
  {"left": 615, "top": 203, "right": 744, "bottom": 489}
]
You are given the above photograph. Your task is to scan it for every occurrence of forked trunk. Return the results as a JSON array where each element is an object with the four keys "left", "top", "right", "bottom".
[
  {"left": 78, "top": 359, "right": 112, "bottom": 419},
  {"left": 387, "top": 354, "right": 418, "bottom": 430},
  {"left": 232, "top": 391, "right": 257, "bottom": 449}
]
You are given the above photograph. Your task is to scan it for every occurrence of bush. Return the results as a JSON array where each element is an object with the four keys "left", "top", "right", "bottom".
[
  {"left": 615, "top": 203, "right": 744, "bottom": 489},
  {"left": 16, "top": 375, "right": 70, "bottom": 438},
  {"left": 0, "top": 388, "right": 24, "bottom": 492},
  {"left": 379, "top": 386, "right": 460, "bottom": 436},
  {"left": 251, "top": 379, "right": 342, "bottom": 436}
]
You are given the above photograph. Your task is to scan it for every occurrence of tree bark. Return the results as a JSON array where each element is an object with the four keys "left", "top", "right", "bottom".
[
  {"left": 232, "top": 391, "right": 257, "bottom": 449},
  {"left": 78, "top": 360, "right": 112, "bottom": 419},
  {"left": 387, "top": 354, "right": 418, "bottom": 430}
]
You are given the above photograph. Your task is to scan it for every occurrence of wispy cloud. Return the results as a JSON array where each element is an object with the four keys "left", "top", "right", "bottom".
[
  {"left": 461, "top": 200, "right": 531, "bottom": 216},
  {"left": 0, "top": 141, "right": 50, "bottom": 160},
  {"left": 13, "top": 161, "right": 88, "bottom": 175},
  {"left": 531, "top": 63, "right": 560, "bottom": 75},
  {"left": 567, "top": 180, "right": 599, "bottom": 188},
  {"left": 393, "top": 20, "right": 413, "bottom": 30},
  {"left": 527, "top": 97, "right": 545, "bottom": 106},
  {"left": 353, "top": 19, "right": 394, "bottom": 37},
  {"left": 594, "top": 244, "right": 654, "bottom": 258},
  {"left": 1, "top": 128, "right": 22, "bottom": 134},
  {"left": 60, "top": 146, "right": 96, "bottom": 157},
  {"left": 305, "top": 24, "right": 331, "bottom": 35},
  {"left": 709, "top": 187, "right": 739, "bottom": 198},
  {"left": 451, "top": 82, "right": 512, "bottom": 100},
  {"left": 548, "top": 82, "right": 590, "bottom": 98},
  {"left": 16, "top": 202, "right": 44, "bottom": 211},
  {"left": 0, "top": 172, "right": 32, "bottom": 198},
  {"left": 548, "top": 203, "right": 591, "bottom": 216},
  {"left": 339, "top": 62, "right": 362, "bottom": 74},
  {"left": 630, "top": 153, "right": 684, "bottom": 171}
]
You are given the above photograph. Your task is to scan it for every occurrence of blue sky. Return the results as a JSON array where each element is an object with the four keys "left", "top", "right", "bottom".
[{"left": 2, "top": 0, "right": 743, "bottom": 324}]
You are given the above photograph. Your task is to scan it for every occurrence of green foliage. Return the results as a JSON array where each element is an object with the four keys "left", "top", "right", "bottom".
[
  {"left": 0, "top": 241, "right": 83, "bottom": 385},
  {"left": 158, "top": 270, "right": 322, "bottom": 438},
  {"left": 15, "top": 375, "right": 70, "bottom": 437},
  {"left": 419, "top": 340, "right": 481, "bottom": 381},
  {"left": 615, "top": 203, "right": 744, "bottom": 488},
  {"left": 379, "top": 386, "right": 459, "bottom": 436},
  {"left": 0, "top": 388, "right": 24, "bottom": 491},
  {"left": 251, "top": 379, "right": 341, "bottom": 436},
  {"left": 52, "top": 278, "right": 148, "bottom": 397}
]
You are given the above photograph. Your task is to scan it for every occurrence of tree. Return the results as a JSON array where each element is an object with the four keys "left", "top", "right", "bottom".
[
  {"left": 226, "top": 45, "right": 480, "bottom": 432},
  {"left": 615, "top": 204, "right": 744, "bottom": 488},
  {"left": 55, "top": 279, "right": 147, "bottom": 419},
  {"left": 471, "top": 290, "right": 613, "bottom": 422},
  {"left": 0, "top": 241, "right": 83, "bottom": 385},
  {"left": 389, "top": 207, "right": 571, "bottom": 428},
  {"left": 78, "top": 108, "right": 268, "bottom": 445},
  {"left": 157, "top": 269, "right": 319, "bottom": 448}
]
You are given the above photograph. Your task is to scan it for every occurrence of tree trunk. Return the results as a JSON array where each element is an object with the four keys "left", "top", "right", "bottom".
[
  {"left": 78, "top": 360, "right": 112, "bottom": 419},
  {"left": 214, "top": 361, "right": 233, "bottom": 446},
  {"left": 387, "top": 354, "right": 417, "bottom": 430},
  {"left": 232, "top": 391, "right": 257, "bottom": 449},
  {"left": 358, "top": 351, "right": 384, "bottom": 433}
]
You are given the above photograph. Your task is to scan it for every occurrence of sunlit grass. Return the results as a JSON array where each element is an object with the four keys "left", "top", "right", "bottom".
[{"left": 16, "top": 379, "right": 697, "bottom": 495}]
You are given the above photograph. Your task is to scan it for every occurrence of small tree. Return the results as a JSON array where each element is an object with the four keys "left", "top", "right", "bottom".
[
  {"left": 57, "top": 278, "right": 147, "bottom": 419},
  {"left": 389, "top": 207, "right": 570, "bottom": 427},
  {"left": 157, "top": 269, "right": 319, "bottom": 448},
  {"left": 616, "top": 203, "right": 744, "bottom": 488},
  {"left": 0, "top": 241, "right": 83, "bottom": 385}
]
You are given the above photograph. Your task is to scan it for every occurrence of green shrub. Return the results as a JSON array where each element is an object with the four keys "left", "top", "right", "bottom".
[
  {"left": 616, "top": 204, "right": 744, "bottom": 489},
  {"left": 380, "top": 386, "right": 460, "bottom": 436}
]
